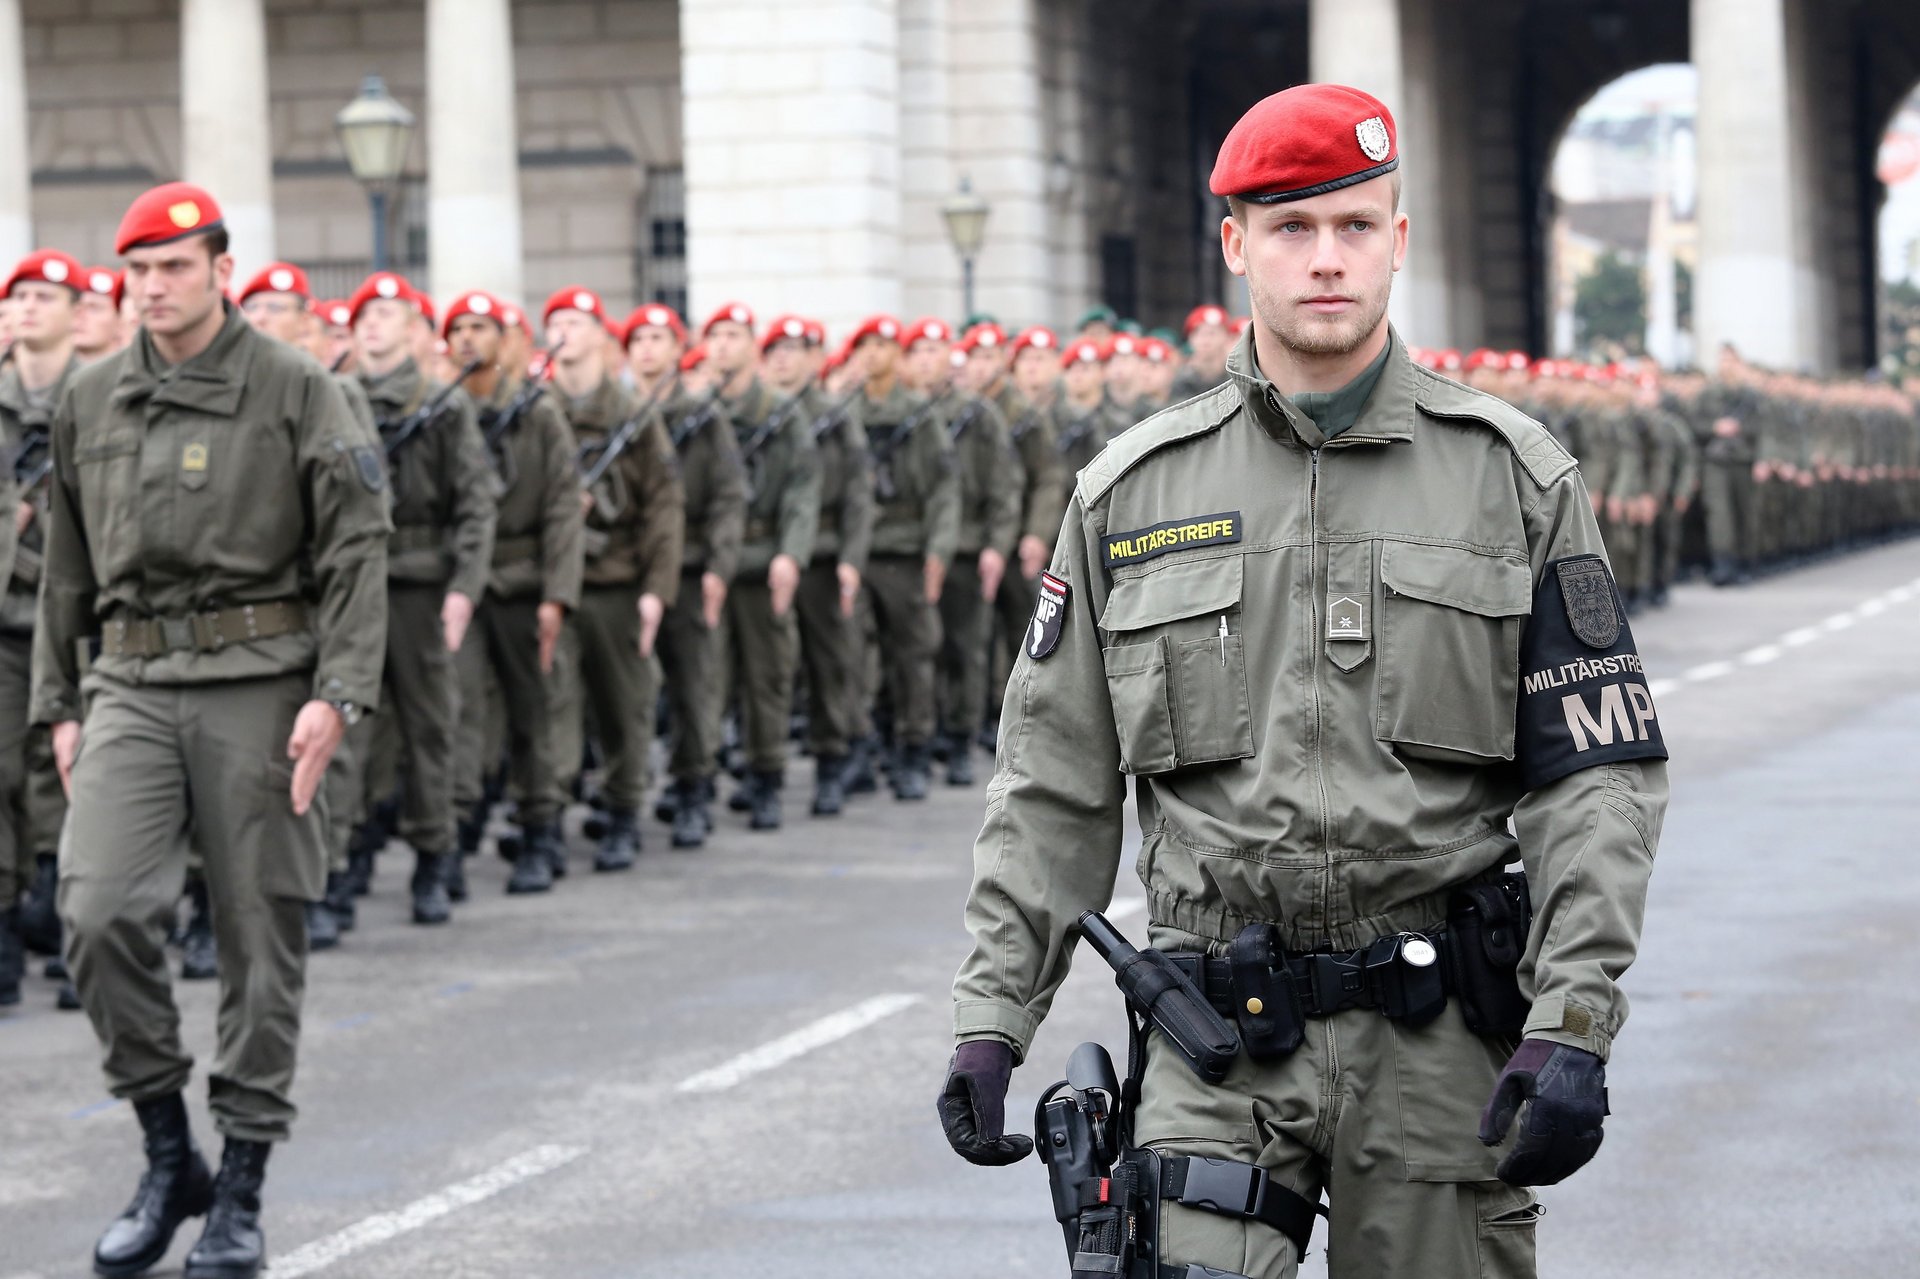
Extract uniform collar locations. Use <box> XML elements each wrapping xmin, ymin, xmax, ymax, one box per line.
<box><xmin>570</xmin><ymin>375</ymin><xmax>627</xmax><ymax>429</ymax></box>
<box><xmin>0</xmin><ymin>354</ymin><xmax>78</xmax><ymax>424</ymax></box>
<box><xmin>1226</xmin><ymin>325</ymin><xmax>1416</xmax><ymax>450</ymax></box>
<box><xmin>360</xmin><ymin>356</ymin><xmax>421</xmax><ymax>409</ymax></box>
<box><xmin>114</xmin><ymin>301</ymin><xmax>254</xmax><ymax>417</ymax></box>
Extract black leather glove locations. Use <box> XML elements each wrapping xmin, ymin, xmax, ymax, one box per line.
<box><xmin>937</xmin><ymin>1039</ymin><xmax>1033</xmax><ymax>1166</ymax></box>
<box><xmin>1478</xmin><ymin>1038</ymin><xmax>1609</xmax><ymax>1186</ymax></box>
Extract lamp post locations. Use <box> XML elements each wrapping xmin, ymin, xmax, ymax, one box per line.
<box><xmin>335</xmin><ymin>74</ymin><xmax>416</xmax><ymax>272</ymax></box>
<box><xmin>941</xmin><ymin>176</ymin><xmax>991</xmax><ymax>321</ymax></box>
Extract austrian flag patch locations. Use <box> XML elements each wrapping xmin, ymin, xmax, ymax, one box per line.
<box><xmin>1027</xmin><ymin>572</ymin><xmax>1070</xmax><ymax>660</ymax></box>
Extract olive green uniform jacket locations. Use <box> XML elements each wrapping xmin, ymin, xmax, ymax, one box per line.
<box><xmin>944</xmin><ymin>391</ymin><xmax>1023</xmax><ymax>559</ymax></box>
<box><xmin>726</xmin><ymin>377</ymin><xmax>821</xmax><ymax>578</ymax></box>
<box><xmin>0</xmin><ymin>355</ymin><xmax>69</xmax><ymax>628</ymax></box>
<box><xmin>804</xmin><ymin>383</ymin><xmax>875</xmax><ymax>572</ymax></box>
<box><xmin>361</xmin><ymin>358</ymin><xmax>496</xmax><ymax>603</ymax></box>
<box><xmin>475</xmin><ymin>376</ymin><xmax>584</xmax><ymax>607</ymax></box>
<box><xmin>859</xmin><ymin>383</ymin><xmax>958</xmax><ymax>564</ymax></box>
<box><xmin>953</xmin><ymin>330</ymin><xmax>1668</xmax><ymax>1065</ymax></box>
<box><xmin>31</xmin><ymin>305</ymin><xmax>392</xmax><ymax>723</ymax></box>
<box><xmin>661</xmin><ymin>376</ymin><xmax>747</xmax><ymax>584</ymax></box>
<box><xmin>994</xmin><ymin>383</ymin><xmax>1066</xmax><ymax>553</ymax></box>
<box><xmin>571</xmin><ymin>376</ymin><xmax>684</xmax><ymax>602</ymax></box>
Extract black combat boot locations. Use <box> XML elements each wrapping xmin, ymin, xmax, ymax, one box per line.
<box><xmin>811</xmin><ymin>755</ymin><xmax>847</xmax><ymax>817</ymax></box>
<box><xmin>409</xmin><ymin>852</ymin><xmax>453</xmax><ymax>925</ymax></box>
<box><xmin>891</xmin><ymin>743</ymin><xmax>930</xmax><ymax>801</ymax></box>
<box><xmin>455</xmin><ymin>798</ymin><xmax>488</xmax><ymax>858</ymax></box>
<box><xmin>843</xmin><ymin>735</ymin><xmax>879</xmax><ymax>795</ymax></box>
<box><xmin>748</xmin><ymin>771</ymin><xmax>783</xmax><ymax>831</ymax></box>
<box><xmin>505</xmin><ymin>829</ymin><xmax>555</xmax><ymax>895</ymax></box>
<box><xmin>342</xmin><ymin>822</ymin><xmax>379</xmax><ymax>898</ymax></box>
<box><xmin>321</xmin><ymin>871</ymin><xmax>355</xmax><ymax>933</ymax></box>
<box><xmin>303</xmin><ymin>901</ymin><xmax>338</xmax><ymax>952</ymax></box>
<box><xmin>654</xmin><ymin>786</ymin><xmax>681</xmax><ymax>825</ymax></box>
<box><xmin>180</xmin><ymin>881</ymin><xmax>217</xmax><ymax>982</ymax></box>
<box><xmin>727</xmin><ymin>781</ymin><xmax>754</xmax><ymax>813</ymax></box>
<box><xmin>946</xmin><ymin>743</ymin><xmax>975</xmax><ymax>787</ymax></box>
<box><xmin>93</xmin><ymin>1092</ymin><xmax>214</xmax><ymax>1278</ymax></box>
<box><xmin>594</xmin><ymin>809</ymin><xmax>640</xmax><ymax>872</ymax></box>
<box><xmin>0</xmin><ymin>905</ymin><xmax>22</xmax><ymax>1006</ymax></box>
<box><xmin>444</xmin><ymin>851</ymin><xmax>469</xmax><ymax>903</ymax></box>
<box><xmin>670</xmin><ymin>778</ymin><xmax>710</xmax><ymax>849</ymax></box>
<box><xmin>57</xmin><ymin>977</ymin><xmax>81</xmax><ymax>1010</ymax></box>
<box><xmin>182</xmin><ymin>1138</ymin><xmax>270</xmax><ymax>1279</ymax></box>
<box><xmin>20</xmin><ymin>851</ymin><xmax>61</xmax><ymax>954</ymax></box>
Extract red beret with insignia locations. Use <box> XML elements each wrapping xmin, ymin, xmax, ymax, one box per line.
<box><xmin>958</xmin><ymin>322</ymin><xmax>1006</xmax><ymax>354</ymax></box>
<box><xmin>701</xmin><ymin>301</ymin><xmax>755</xmax><ymax>337</ymax></box>
<box><xmin>621</xmin><ymin>303</ymin><xmax>688</xmax><ymax>347</ymax></box>
<box><xmin>1061</xmin><ymin>338</ymin><xmax>1105</xmax><ymax>369</ymax></box>
<box><xmin>802</xmin><ymin>318</ymin><xmax>826</xmax><ymax>346</ymax></box>
<box><xmin>347</xmin><ymin>272</ymin><xmax>417</xmax><ymax>325</ymax></box>
<box><xmin>760</xmin><ymin>313</ymin><xmax>811</xmax><ymax>353</ymax></box>
<box><xmin>114</xmin><ymin>181</ymin><xmax>225</xmax><ymax>254</ymax></box>
<box><xmin>680</xmin><ymin>343</ymin><xmax>708</xmax><ymax>372</ymax></box>
<box><xmin>1506</xmin><ymin>351</ymin><xmax>1531</xmax><ymax>373</ymax></box>
<box><xmin>1141</xmin><ymin>337</ymin><xmax>1173</xmax><ymax>364</ymax></box>
<box><xmin>4</xmin><ymin>249</ymin><xmax>85</xmax><ymax>298</ymax></box>
<box><xmin>1209</xmin><ymin>84</ymin><xmax>1399</xmax><ymax>204</ymax></box>
<box><xmin>237</xmin><ymin>262</ymin><xmax>312</xmax><ymax>305</ymax></box>
<box><xmin>441</xmin><ymin>290</ymin><xmax>504</xmax><ymax>338</ymax></box>
<box><xmin>849</xmin><ymin>314</ymin><xmax>903</xmax><ymax>348</ymax></box>
<box><xmin>902</xmin><ymin>317</ymin><xmax>952</xmax><ymax>350</ymax></box>
<box><xmin>1100</xmin><ymin>333</ymin><xmax>1142</xmax><ymax>361</ymax></box>
<box><xmin>1464</xmin><ymin>348</ymin><xmax>1501</xmax><ymax>372</ymax></box>
<box><xmin>498</xmin><ymin>303</ymin><xmax>530</xmax><ymax>337</ymax></box>
<box><xmin>1009</xmin><ymin>326</ymin><xmax>1058</xmax><ymax>358</ymax></box>
<box><xmin>543</xmin><ymin>286</ymin><xmax>607</xmax><ymax>329</ymax></box>
<box><xmin>82</xmin><ymin>265</ymin><xmax>119</xmax><ymax>299</ymax></box>
<box><xmin>317</xmin><ymin>300</ymin><xmax>351</xmax><ymax>328</ymax></box>
<box><xmin>1183</xmin><ymin>304</ymin><xmax>1229</xmax><ymax>337</ymax></box>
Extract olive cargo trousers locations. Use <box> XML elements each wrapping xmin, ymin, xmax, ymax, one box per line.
<box><xmin>657</xmin><ymin>568</ymin><xmax>722</xmax><ymax>782</ymax></box>
<box><xmin>862</xmin><ymin>555</ymin><xmax>942</xmax><ymax>748</ymax></box>
<box><xmin>546</xmin><ymin>583</ymin><xmax>657</xmax><ymax>813</ymax></box>
<box><xmin>716</xmin><ymin>577</ymin><xmax>799</xmax><ymax>775</ymax></box>
<box><xmin>59</xmin><ymin>673</ymin><xmax>324</xmax><ymax>1142</ymax></box>
<box><xmin>794</xmin><ymin>559</ymin><xmax>861</xmax><ymax>759</ymax></box>
<box><xmin>452</xmin><ymin>596</ymin><xmax>563</xmax><ymax>828</ymax></box>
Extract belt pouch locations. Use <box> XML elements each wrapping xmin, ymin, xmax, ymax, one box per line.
<box><xmin>1227</xmin><ymin>924</ymin><xmax>1305</xmax><ymax>1060</ymax></box>
<box><xmin>1444</xmin><ymin>875</ymin><xmax>1533</xmax><ymax>1038</ymax></box>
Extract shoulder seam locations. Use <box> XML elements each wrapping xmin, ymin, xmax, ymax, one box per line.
<box><xmin>1410</xmin><ymin>365</ymin><xmax>1575</xmax><ymax>490</ymax></box>
<box><xmin>1077</xmin><ymin>382</ymin><xmax>1240</xmax><ymax>506</ymax></box>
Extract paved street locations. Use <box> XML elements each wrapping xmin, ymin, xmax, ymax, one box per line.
<box><xmin>4</xmin><ymin>540</ymin><xmax>1919</xmax><ymax>1279</ymax></box>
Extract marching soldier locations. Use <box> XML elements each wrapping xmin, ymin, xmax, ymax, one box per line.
<box><xmin>1171</xmin><ymin>303</ymin><xmax>1233</xmax><ymax>401</ymax></box>
<box><xmin>1057</xmin><ymin>337</ymin><xmax>1119</xmax><ymax>486</ymax></box>
<box><xmin>40</xmin><ymin>182</ymin><xmax>390</xmax><ymax>1279</ymax></box>
<box><xmin>543</xmin><ymin>287</ymin><xmax>684</xmax><ymax>871</ymax></box>
<box><xmin>444</xmin><ymin>290</ymin><xmax>583</xmax><ymax>897</ymax></box>
<box><xmin>706</xmin><ymin>305</ymin><xmax>820</xmax><ymax>830</ymax></box>
<box><xmin>627</xmin><ymin>303</ymin><xmax>745</xmax><ymax>849</ymax></box>
<box><xmin>349</xmin><ymin>271</ymin><xmax>497</xmax><ymax>923</ymax></box>
<box><xmin>73</xmin><ymin>265</ymin><xmax>126</xmax><ymax>364</ymax></box>
<box><xmin>0</xmin><ymin>249</ymin><xmax>78</xmax><ymax>1011</ymax></box>
<box><xmin>1701</xmin><ymin>346</ymin><xmax>1760</xmax><ymax>585</ymax></box>
<box><xmin>851</xmin><ymin>314</ymin><xmax>958</xmax><ymax>799</ymax></box>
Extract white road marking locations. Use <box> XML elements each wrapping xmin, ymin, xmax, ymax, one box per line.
<box><xmin>1781</xmin><ymin>626</ymin><xmax>1822</xmax><ymax>647</ymax></box>
<box><xmin>1740</xmin><ymin>644</ymin><xmax>1783</xmax><ymax>667</ymax></box>
<box><xmin>1683</xmin><ymin>660</ymin><xmax>1735</xmax><ymax>683</ymax></box>
<box><xmin>1821</xmin><ymin>613</ymin><xmax>1856</xmax><ymax>632</ymax></box>
<box><xmin>1857</xmin><ymin>597</ymin><xmax>1888</xmax><ymax>618</ymax></box>
<box><xmin>269</xmin><ymin>1144</ymin><xmax>586</xmax><ymax>1278</ymax></box>
<box><xmin>1888</xmin><ymin>586</ymin><xmax>1915</xmax><ymax>604</ymax></box>
<box><xmin>676</xmin><ymin>993</ymin><xmax>921</xmax><ymax>1094</ymax></box>
<box><xmin>1647</xmin><ymin>678</ymin><xmax>1680</xmax><ymax>699</ymax></box>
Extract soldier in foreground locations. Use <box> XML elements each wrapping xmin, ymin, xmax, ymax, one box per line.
<box><xmin>37</xmin><ymin>182</ymin><xmax>389</xmax><ymax>1279</ymax></box>
<box><xmin>939</xmin><ymin>87</ymin><xmax>1668</xmax><ymax>1279</ymax></box>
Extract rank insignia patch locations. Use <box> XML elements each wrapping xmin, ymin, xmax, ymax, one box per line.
<box><xmin>351</xmin><ymin>445</ymin><xmax>387</xmax><ymax>494</ymax></box>
<box><xmin>1102</xmin><ymin>511</ymin><xmax>1242</xmax><ymax>568</ymax></box>
<box><xmin>1328</xmin><ymin>592</ymin><xmax>1365</xmax><ymax>641</ymax></box>
<box><xmin>1555</xmin><ymin>555</ymin><xmax>1620</xmax><ymax>649</ymax></box>
<box><xmin>1028</xmin><ymin>571</ymin><xmax>1069</xmax><ymax>660</ymax></box>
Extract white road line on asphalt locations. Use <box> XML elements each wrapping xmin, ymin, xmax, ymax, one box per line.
<box><xmin>1888</xmin><ymin>586</ymin><xmax>1915</xmax><ymax>604</ymax></box>
<box><xmin>1821</xmin><ymin>613</ymin><xmax>1857</xmax><ymax>632</ymax></box>
<box><xmin>1647</xmin><ymin>678</ymin><xmax>1680</xmax><ymax>698</ymax></box>
<box><xmin>1857</xmin><ymin>597</ymin><xmax>1889</xmax><ymax>617</ymax></box>
<box><xmin>1781</xmin><ymin>626</ymin><xmax>1822</xmax><ymax>647</ymax></box>
<box><xmin>1683</xmin><ymin>660</ymin><xmax>1735</xmax><ymax>683</ymax></box>
<box><xmin>1740</xmin><ymin>644</ymin><xmax>1783</xmax><ymax>666</ymax></box>
<box><xmin>676</xmin><ymin>993</ymin><xmax>921</xmax><ymax>1094</ymax></box>
<box><xmin>269</xmin><ymin>1144</ymin><xmax>586</xmax><ymax>1279</ymax></box>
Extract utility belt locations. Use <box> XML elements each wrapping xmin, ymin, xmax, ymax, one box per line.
<box><xmin>1164</xmin><ymin>871</ymin><xmax>1533</xmax><ymax>1055</ymax></box>
<box><xmin>99</xmin><ymin>599</ymin><xmax>309</xmax><ymax>658</ymax></box>
<box><xmin>390</xmin><ymin>525</ymin><xmax>445</xmax><ymax>553</ymax></box>
<box><xmin>491</xmin><ymin>533</ymin><xmax>540</xmax><ymax>565</ymax></box>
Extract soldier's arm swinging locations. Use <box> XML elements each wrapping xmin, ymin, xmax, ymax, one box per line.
<box><xmin>30</xmin><ymin>385</ymin><xmax>100</xmax><ymax>788</ymax></box>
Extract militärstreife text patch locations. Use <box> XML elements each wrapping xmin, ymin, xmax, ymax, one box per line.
<box><xmin>1027</xmin><ymin>571</ymin><xmax>1069</xmax><ymax>660</ymax></box>
<box><xmin>1516</xmin><ymin>555</ymin><xmax>1667</xmax><ymax>790</ymax></box>
<box><xmin>1102</xmin><ymin>511</ymin><xmax>1241</xmax><ymax>568</ymax></box>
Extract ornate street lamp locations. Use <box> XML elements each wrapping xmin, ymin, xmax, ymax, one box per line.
<box><xmin>335</xmin><ymin>74</ymin><xmax>416</xmax><ymax>272</ymax></box>
<box><xmin>942</xmin><ymin>176</ymin><xmax>991</xmax><ymax>321</ymax></box>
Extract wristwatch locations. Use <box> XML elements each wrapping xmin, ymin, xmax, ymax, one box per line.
<box><xmin>327</xmin><ymin>699</ymin><xmax>362</xmax><ymax>727</ymax></box>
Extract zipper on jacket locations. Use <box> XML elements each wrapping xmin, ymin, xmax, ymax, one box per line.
<box><xmin>1307</xmin><ymin>446</ymin><xmax>1333</xmax><ymax>944</ymax></box>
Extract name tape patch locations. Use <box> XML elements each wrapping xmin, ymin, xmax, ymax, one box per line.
<box><xmin>1027</xmin><ymin>571</ymin><xmax>1070</xmax><ymax>660</ymax></box>
<box><xmin>1102</xmin><ymin>511</ymin><xmax>1242</xmax><ymax>568</ymax></box>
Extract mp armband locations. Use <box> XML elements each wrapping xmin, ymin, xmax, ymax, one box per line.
<box><xmin>1514</xmin><ymin>554</ymin><xmax>1667</xmax><ymax>790</ymax></box>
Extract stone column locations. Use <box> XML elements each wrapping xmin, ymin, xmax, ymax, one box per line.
<box><xmin>0</xmin><ymin>0</ymin><xmax>30</xmax><ymax>267</ymax></box>
<box><xmin>427</xmin><ymin>0</ymin><xmax>525</xmax><ymax>305</ymax></box>
<box><xmin>680</xmin><ymin>0</ymin><xmax>903</xmax><ymax>335</ymax></box>
<box><xmin>181</xmin><ymin>0</ymin><xmax>275</xmax><ymax>282</ymax></box>
<box><xmin>899</xmin><ymin>0</ymin><xmax>956</xmax><ymax>320</ymax></box>
<box><xmin>947</xmin><ymin>0</ymin><xmax>1050</xmax><ymax>327</ymax></box>
<box><xmin>1309</xmin><ymin>0</ymin><xmax>1453</xmax><ymax>346</ymax></box>
<box><xmin>1693</xmin><ymin>0</ymin><xmax>1806</xmax><ymax>369</ymax></box>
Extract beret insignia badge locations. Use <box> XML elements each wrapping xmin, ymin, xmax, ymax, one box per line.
<box><xmin>167</xmin><ymin>201</ymin><xmax>202</xmax><ymax>229</ymax></box>
<box><xmin>1355</xmin><ymin>116</ymin><xmax>1391</xmax><ymax>163</ymax></box>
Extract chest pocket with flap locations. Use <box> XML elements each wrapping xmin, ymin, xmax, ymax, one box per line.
<box><xmin>1099</xmin><ymin>554</ymin><xmax>1254</xmax><ymax>775</ymax></box>
<box><xmin>1375</xmin><ymin>541</ymin><xmax>1531</xmax><ymax>763</ymax></box>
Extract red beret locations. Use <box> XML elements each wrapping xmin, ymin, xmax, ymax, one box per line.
<box><xmin>82</xmin><ymin>265</ymin><xmax>119</xmax><ymax>299</ymax></box>
<box><xmin>1009</xmin><ymin>326</ymin><xmax>1058</xmax><ymax>358</ymax></box>
<box><xmin>622</xmin><ymin>302</ymin><xmax>688</xmax><ymax>347</ymax></box>
<box><xmin>1062</xmin><ymin>338</ymin><xmax>1105</xmax><ymax>369</ymax></box>
<box><xmin>1183</xmin><ymin>304</ymin><xmax>1229</xmax><ymax>337</ymax></box>
<box><xmin>680</xmin><ymin>343</ymin><xmax>708</xmax><ymax>372</ymax></box>
<box><xmin>115</xmin><ymin>181</ymin><xmax>225</xmax><ymax>255</ymax></box>
<box><xmin>702</xmin><ymin>301</ymin><xmax>755</xmax><ymax>337</ymax></box>
<box><xmin>543</xmin><ymin>286</ymin><xmax>607</xmax><ymax>329</ymax></box>
<box><xmin>820</xmin><ymin>342</ymin><xmax>850</xmax><ymax>376</ymax></box>
<box><xmin>317</xmin><ymin>299</ymin><xmax>351</xmax><ymax>328</ymax></box>
<box><xmin>760</xmin><ymin>313</ymin><xmax>811</xmax><ymax>353</ymax></box>
<box><xmin>902</xmin><ymin>317</ymin><xmax>952</xmax><ymax>349</ymax></box>
<box><xmin>958</xmin><ymin>322</ymin><xmax>1007</xmax><ymax>354</ymax></box>
<box><xmin>803</xmin><ymin>318</ymin><xmax>826</xmax><ymax>346</ymax></box>
<box><xmin>1209</xmin><ymin>84</ymin><xmax>1398</xmax><ymax>204</ymax></box>
<box><xmin>441</xmin><ymin>290</ymin><xmax>504</xmax><ymax>338</ymax></box>
<box><xmin>1230</xmin><ymin>315</ymin><xmax>1252</xmax><ymax>334</ymax></box>
<box><xmin>1506</xmin><ymin>351</ymin><xmax>1531</xmax><ymax>373</ymax></box>
<box><xmin>849</xmin><ymin>314</ymin><xmax>903</xmax><ymax>348</ymax></box>
<box><xmin>346</xmin><ymin>272</ymin><xmax>416</xmax><ymax>324</ymax></box>
<box><xmin>236</xmin><ymin>262</ymin><xmax>312</xmax><ymax>305</ymax></box>
<box><xmin>499</xmin><ymin>303</ymin><xmax>530</xmax><ymax>337</ymax></box>
<box><xmin>1101</xmin><ymin>333</ymin><xmax>1142</xmax><ymax>361</ymax></box>
<box><xmin>1141</xmin><ymin>337</ymin><xmax>1174</xmax><ymax>364</ymax></box>
<box><xmin>1464</xmin><ymin>348</ymin><xmax>1501</xmax><ymax>372</ymax></box>
<box><xmin>4</xmin><ymin>249</ymin><xmax>85</xmax><ymax>297</ymax></box>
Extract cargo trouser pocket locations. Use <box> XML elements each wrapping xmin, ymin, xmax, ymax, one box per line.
<box><xmin>1376</xmin><ymin>541</ymin><xmax>1530</xmax><ymax>764</ymax></box>
<box><xmin>1391</xmin><ymin>1005</ymin><xmax>1509</xmax><ymax>1182</ymax></box>
<box><xmin>1476</xmin><ymin>1186</ymin><xmax>1542</xmax><ymax>1279</ymax></box>
<box><xmin>1100</xmin><ymin>555</ymin><xmax>1253</xmax><ymax>775</ymax></box>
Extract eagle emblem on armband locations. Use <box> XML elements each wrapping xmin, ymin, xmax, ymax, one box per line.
<box><xmin>1555</xmin><ymin>557</ymin><xmax>1620</xmax><ymax>650</ymax></box>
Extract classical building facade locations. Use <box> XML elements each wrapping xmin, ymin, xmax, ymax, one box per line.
<box><xmin>2</xmin><ymin>0</ymin><xmax>1916</xmax><ymax>369</ymax></box>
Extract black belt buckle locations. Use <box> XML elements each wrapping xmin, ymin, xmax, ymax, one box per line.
<box><xmin>1226</xmin><ymin>924</ymin><xmax>1304</xmax><ymax>1059</ymax></box>
<box><xmin>1304</xmin><ymin>950</ymin><xmax>1368</xmax><ymax>1016</ymax></box>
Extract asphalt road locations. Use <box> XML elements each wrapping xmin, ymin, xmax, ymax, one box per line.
<box><xmin>4</xmin><ymin>538</ymin><xmax>1919</xmax><ymax>1278</ymax></box>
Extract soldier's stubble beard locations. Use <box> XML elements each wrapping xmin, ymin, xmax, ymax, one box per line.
<box><xmin>1248</xmin><ymin>268</ymin><xmax>1392</xmax><ymax>360</ymax></box>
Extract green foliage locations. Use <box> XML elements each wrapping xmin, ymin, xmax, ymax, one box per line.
<box><xmin>1574</xmin><ymin>251</ymin><xmax>1646</xmax><ymax>356</ymax></box>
